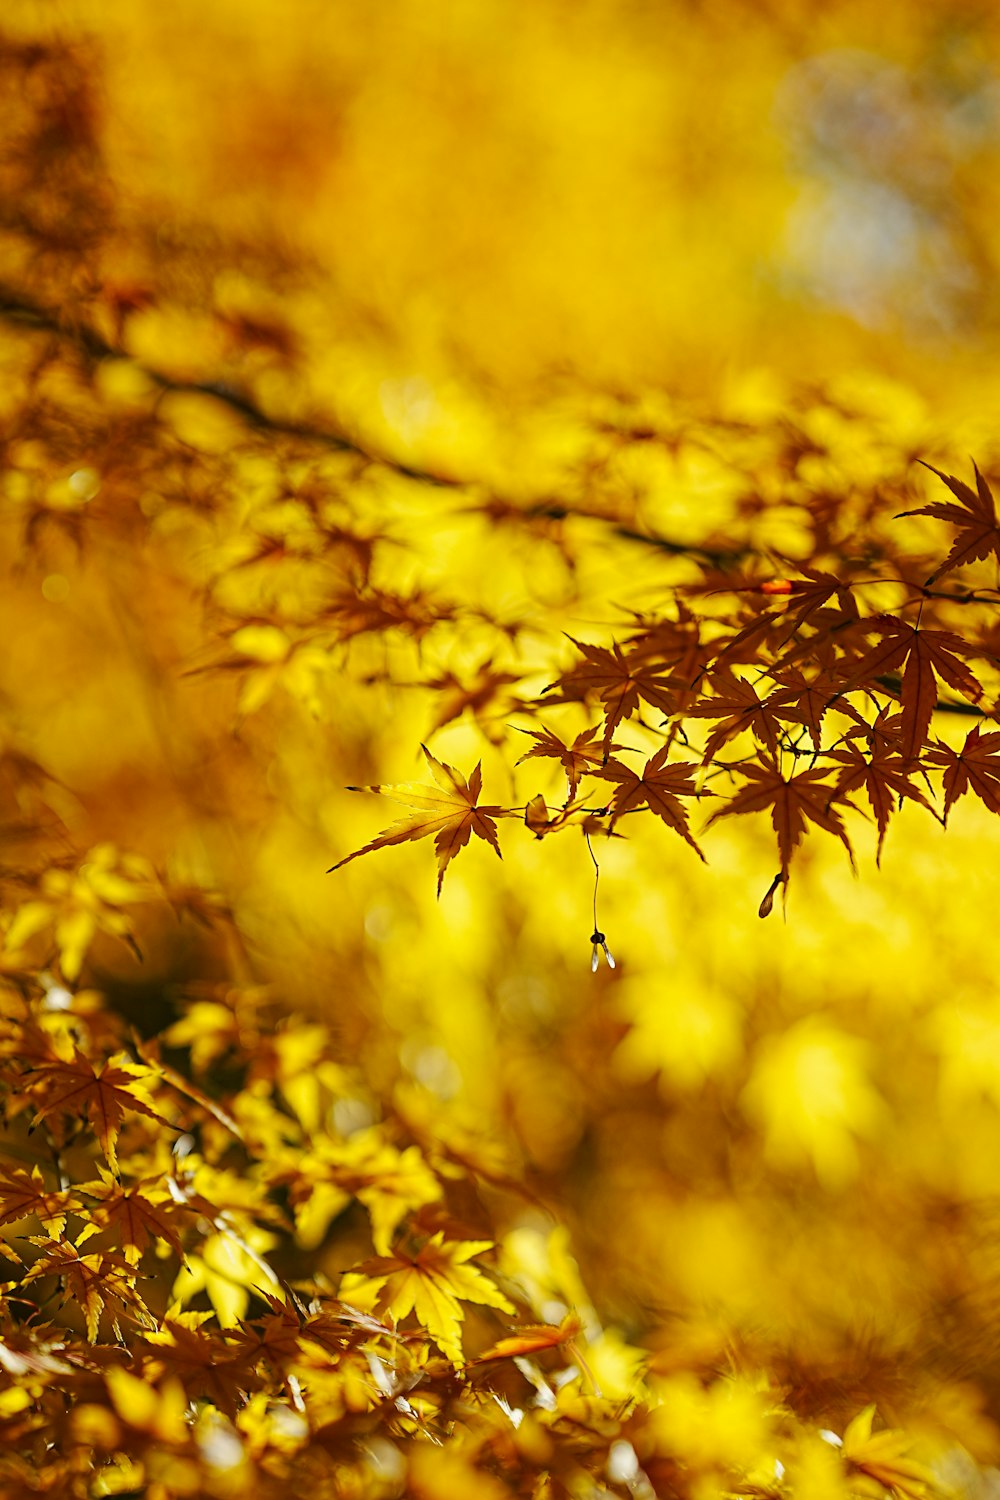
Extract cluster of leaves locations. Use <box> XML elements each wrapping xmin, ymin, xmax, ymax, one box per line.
<box><xmin>333</xmin><ymin>460</ymin><xmax>1000</xmax><ymax>918</ymax></box>
<box><xmin>0</xmin><ymin>956</ymin><xmax>949</xmax><ymax>1499</ymax></box>
<box><xmin>1</xmin><ymin>316</ymin><xmax>991</xmax><ymax>1497</ymax></box>
<box><xmin>6</xmin><ymin>11</ymin><xmax>1000</xmax><ymax>1500</ymax></box>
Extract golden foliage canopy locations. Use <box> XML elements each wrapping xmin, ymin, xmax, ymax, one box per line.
<box><xmin>5</xmin><ymin>2</ymin><xmax>1000</xmax><ymax>1497</ymax></box>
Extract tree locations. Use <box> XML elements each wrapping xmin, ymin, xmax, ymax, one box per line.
<box><xmin>2</xmin><ymin>5</ymin><xmax>1000</xmax><ymax>1498</ymax></box>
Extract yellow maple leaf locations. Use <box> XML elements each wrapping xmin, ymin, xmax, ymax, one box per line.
<box><xmin>171</xmin><ymin>1225</ymin><xmax>281</xmax><ymax>1327</ymax></box>
<box><xmin>276</xmin><ymin>1128</ymin><xmax>442</xmax><ymax>1252</ymax></box>
<box><xmin>842</xmin><ymin>1405</ymin><xmax>938</xmax><ymax>1500</ymax></box>
<box><xmin>3</xmin><ymin>845</ymin><xmax>154</xmax><ymax>981</ymax></box>
<box><xmin>105</xmin><ymin>1367</ymin><xmax>189</xmax><ymax>1445</ymax></box>
<box><xmin>329</xmin><ymin>745</ymin><xmax>512</xmax><ymax>895</ymax></box>
<box><xmin>341</xmin><ymin>1234</ymin><xmax>514</xmax><ymax>1365</ymax></box>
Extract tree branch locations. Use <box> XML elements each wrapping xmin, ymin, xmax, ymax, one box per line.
<box><xmin>0</xmin><ymin>282</ymin><xmax>461</xmax><ymax>490</ymax></box>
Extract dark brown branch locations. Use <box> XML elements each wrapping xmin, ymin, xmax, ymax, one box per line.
<box><xmin>0</xmin><ymin>281</ymin><xmax>461</xmax><ymax>490</ymax></box>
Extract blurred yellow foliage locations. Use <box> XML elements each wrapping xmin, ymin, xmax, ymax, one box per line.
<box><xmin>5</xmin><ymin>0</ymin><xmax>1000</xmax><ymax>1495</ymax></box>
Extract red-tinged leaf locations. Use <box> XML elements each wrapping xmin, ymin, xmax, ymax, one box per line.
<box><xmin>329</xmin><ymin>745</ymin><xmax>511</xmax><ymax>894</ymax></box>
<box><xmin>543</xmin><ymin>639</ymin><xmax>678</xmax><ymax>751</ymax></box>
<box><xmin>768</xmin><ymin>668</ymin><xmax>842</xmax><ymax>750</ymax></box>
<box><xmin>925</xmin><ymin>724</ymin><xmax>1000</xmax><ymax>821</ymax></box>
<box><xmin>839</xmin><ymin>614</ymin><xmax>914</xmax><ymax>685</ymax></box>
<box><xmin>841</xmin><ymin>617</ymin><xmax>982</xmax><ymax>760</ymax></box>
<box><xmin>423</xmin><ymin>665</ymin><xmax>523</xmax><ymax>735</ymax></box>
<box><xmin>686</xmin><ymin>669</ymin><xmax>783</xmax><ymax>760</ymax></box>
<box><xmin>139</xmin><ymin>1312</ymin><xmax>264</xmax><ymax>1412</ymax></box>
<box><xmin>706</xmin><ymin>758</ymin><xmax>854</xmax><ymax>877</ymax></box>
<box><xmin>0</xmin><ymin>1163</ymin><xmax>76</xmax><ymax>1240</ymax></box>
<box><xmin>596</xmin><ymin>747</ymin><xmax>706</xmax><ymax>860</ymax></box>
<box><xmin>900</xmin><ymin>460</ymin><xmax>1000</xmax><ymax>582</ymax></box>
<box><xmin>741</xmin><ymin>569</ymin><xmax>858</xmax><ymax>630</ymax></box>
<box><xmin>27</xmin><ymin>1051</ymin><xmax>171</xmax><ymax>1175</ymax></box>
<box><xmin>704</xmin><ymin>570</ymin><xmax>859</xmax><ymax>678</ymax></box>
<box><xmin>827</xmin><ymin>741</ymin><xmax>936</xmax><ymax>864</ymax></box>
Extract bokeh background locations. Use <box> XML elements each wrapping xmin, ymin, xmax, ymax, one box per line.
<box><xmin>6</xmin><ymin>0</ymin><xmax>1000</xmax><ymax>1469</ymax></box>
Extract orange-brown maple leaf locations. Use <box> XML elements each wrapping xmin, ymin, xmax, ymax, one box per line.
<box><xmin>827</xmin><ymin>739</ymin><xmax>935</xmax><ymax>864</ymax></box>
<box><xmin>925</xmin><ymin>724</ymin><xmax>1000</xmax><ymax>821</ymax></box>
<box><xmin>515</xmin><ymin>724</ymin><xmax>612</xmax><ymax>798</ymax></box>
<box><xmin>21</xmin><ymin>1240</ymin><xmax>154</xmax><ymax>1342</ymax></box>
<box><xmin>423</xmin><ymin>665</ymin><xmax>523</xmax><ymax>736</ymax></box>
<box><xmin>543</xmin><ymin>639</ymin><xmax>678</xmax><ymax>752</ymax></box>
<box><xmin>706</xmin><ymin>757</ymin><xmax>854</xmax><ymax>878</ymax></box>
<box><xmin>475</xmin><ymin>1313</ymin><xmax>583</xmax><ymax>1363</ymax></box>
<box><xmin>900</xmin><ymin>461</ymin><xmax>1000</xmax><ymax>583</ymax></box>
<box><xmin>26</xmin><ymin>1051</ymin><xmax>170</xmax><ymax>1176</ymax></box>
<box><xmin>686</xmin><ymin>669</ymin><xmax>784</xmax><ymax>760</ymax></box>
<box><xmin>735</xmin><ymin>568</ymin><xmax>860</xmax><ymax>635</ymax></box>
<box><xmin>319</xmin><ymin>584</ymin><xmax>455</xmax><ymax>643</ymax></box>
<box><xmin>596</xmin><ymin>747</ymin><xmax>706</xmax><ymax>860</ymax></box>
<box><xmin>329</xmin><ymin>745</ymin><xmax>510</xmax><ymax>895</ymax></box>
<box><xmin>768</xmin><ymin>668</ymin><xmax>843</xmax><ymax>751</ymax></box>
<box><xmin>0</xmin><ymin>1163</ymin><xmax>76</xmax><ymax>1241</ymax></box>
<box><xmin>139</xmin><ymin>1311</ymin><xmax>263</xmax><ymax>1413</ymax></box>
<box><xmin>841</xmin><ymin>616</ymin><xmax>982</xmax><ymax>760</ymax></box>
<box><xmin>75</xmin><ymin>1168</ymin><xmax>191</xmax><ymax>1265</ymax></box>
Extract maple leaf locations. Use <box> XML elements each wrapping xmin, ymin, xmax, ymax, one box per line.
<box><xmin>140</xmin><ymin>1308</ymin><xmax>263</xmax><ymax>1413</ymax></box>
<box><xmin>706</xmin><ymin>757</ymin><xmax>854</xmax><ymax>878</ymax></box>
<box><xmin>21</xmin><ymin>1241</ymin><xmax>154</xmax><ymax>1342</ymax></box>
<box><xmin>329</xmin><ymin>745</ymin><xmax>510</xmax><ymax>895</ymax></box>
<box><xmin>622</xmin><ymin>603</ymin><xmax>708</xmax><ymax>688</ymax></box>
<box><xmin>0</xmin><ymin>1163</ymin><xmax>76</xmax><ymax>1241</ymax></box>
<box><xmin>272</xmin><ymin>1130</ymin><xmax>442</xmax><ymax>1252</ymax></box>
<box><xmin>827</xmin><ymin>738</ymin><xmax>935</xmax><ymax>864</ymax></box>
<box><xmin>543</xmin><ymin>639</ymin><xmax>679</xmax><ymax>752</ymax></box>
<box><xmin>841</xmin><ymin>616</ymin><xmax>982</xmax><ymax>760</ymax></box>
<box><xmin>596</xmin><ymin>748</ymin><xmax>706</xmax><ymax>860</ymax></box>
<box><xmin>3</xmin><ymin>844</ymin><xmax>153</xmax><ymax>981</ymax></box>
<box><xmin>172</xmin><ymin>1225</ymin><xmax>281</xmax><ymax>1327</ymax></box>
<box><xmin>900</xmin><ymin>460</ymin><xmax>1000</xmax><ymax>583</ymax></box>
<box><xmin>26</xmin><ymin>1050</ymin><xmax>171</xmax><ymax>1176</ymax></box>
<box><xmin>475</xmin><ymin>1312</ymin><xmax>583</xmax><ymax>1363</ymax></box>
<box><xmin>423</xmin><ymin>664</ymin><xmax>524</xmax><ymax>737</ymax></box>
<box><xmin>842</xmin><ymin>1404</ymin><xmax>937</xmax><ymax>1500</ymax></box>
<box><xmin>74</xmin><ymin>1168</ymin><xmax>191</xmax><ymax>1265</ymax></box>
<box><xmin>515</xmin><ymin>724</ymin><xmax>611</xmax><ymax>798</ymax></box>
<box><xmin>925</xmin><ymin>724</ymin><xmax>1000</xmax><ymax>821</ymax></box>
<box><xmin>228</xmin><ymin>1295</ymin><xmax>310</xmax><ymax>1376</ymax></box>
<box><xmin>768</xmin><ymin>668</ymin><xmax>844</xmax><ymax>750</ymax></box>
<box><xmin>344</xmin><ymin>1234</ymin><xmax>515</xmax><ymax>1366</ymax></box>
<box><xmin>685</xmin><ymin>669</ymin><xmax>784</xmax><ymax>760</ymax></box>
<box><xmin>319</xmin><ymin>583</ymin><xmax>454</xmax><ymax>643</ymax></box>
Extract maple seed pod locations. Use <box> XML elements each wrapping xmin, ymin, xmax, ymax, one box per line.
<box><xmin>525</xmin><ymin>793</ymin><xmax>550</xmax><ymax>838</ymax></box>
<box><xmin>758</xmin><ymin>872</ymin><xmax>785</xmax><ymax>919</ymax></box>
<box><xmin>590</xmin><ymin>930</ymin><xmax>616</xmax><ymax>971</ymax></box>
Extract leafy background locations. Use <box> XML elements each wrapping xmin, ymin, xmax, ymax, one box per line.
<box><xmin>5</xmin><ymin>0</ymin><xmax>1000</xmax><ymax>1495</ymax></box>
